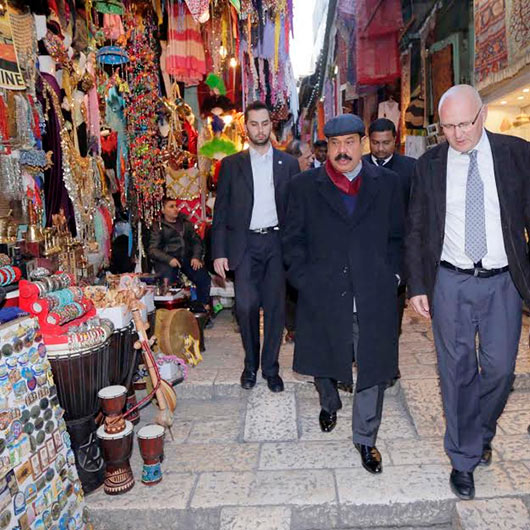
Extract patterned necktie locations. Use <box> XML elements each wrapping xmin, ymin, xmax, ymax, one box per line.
<box><xmin>464</xmin><ymin>149</ymin><xmax>487</xmax><ymax>263</ymax></box>
<box><xmin>376</xmin><ymin>158</ymin><xmax>386</xmax><ymax>166</ymax></box>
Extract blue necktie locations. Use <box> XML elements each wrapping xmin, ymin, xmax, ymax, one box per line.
<box><xmin>464</xmin><ymin>150</ymin><xmax>487</xmax><ymax>264</ymax></box>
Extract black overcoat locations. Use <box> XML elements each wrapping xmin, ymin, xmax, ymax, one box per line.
<box><xmin>405</xmin><ymin>131</ymin><xmax>530</xmax><ymax>307</ymax></box>
<box><xmin>282</xmin><ymin>161</ymin><xmax>405</xmax><ymax>390</ymax></box>
<box><xmin>362</xmin><ymin>152</ymin><xmax>416</xmax><ymax>210</ymax></box>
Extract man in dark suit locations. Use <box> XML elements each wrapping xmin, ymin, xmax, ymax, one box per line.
<box><xmin>283</xmin><ymin>114</ymin><xmax>404</xmax><ymax>474</ymax></box>
<box><xmin>212</xmin><ymin>101</ymin><xmax>300</xmax><ymax>392</ymax></box>
<box><xmin>406</xmin><ymin>84</ymin><xmax>530</xmax><ymax>500</ymax></box>
<box><xmin>363</xmin><ymin>118</ymin><xmax>416</xmax><ymax>336</ymax></box>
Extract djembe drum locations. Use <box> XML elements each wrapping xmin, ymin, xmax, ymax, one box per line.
<box><xmin>96</xmin><ymin>420</ymin><xmax>135</xmax><ymax>495</ymax></box>
<box><xmin>137</xmin><ymin>424</ymin><xmax>165</xmax><ymax>485</ymax></box>
<box><xmin>108</xmin><ymin>323</ymin><xmax>136</xmax><ymax>386</ymax></box>
<box><xmin>47</xmin><ymin>338</ymin><xmax>111</xmax><ymax>493</ymax></box>
<box><xmin>98</xmin><ymin>385</ymin><xmax>127</xmax><ymax>434</ymax></box>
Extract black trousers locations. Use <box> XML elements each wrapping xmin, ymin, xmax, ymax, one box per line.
<box><xmin>314</xmin><ymin>313</ymin><xmax>386</xmax><ymax>446</ymax></box>
<box><xmin>234</xmin><ymin>231</ymin><xmax>285</xmax><ymax>376</ymax></box>
<box><xmin>285</xmin><ymin>282</ymin><xmax>298</xmax><ymax>333</ymax></box>
<box><xmin>397</xmin><ymin>284</ymin><xmax>406</xmax><ymax>335</ymax></box>
<box><xmin>156</xmin><ymin>259</ymin><xmax>211</xmax><ymax>305</ymax></box>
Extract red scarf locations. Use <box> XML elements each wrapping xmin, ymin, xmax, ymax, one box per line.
<box><xmin>325</xmin><ymin>159</ymin><xmax>362</xmax><ymax>196</ymax></box>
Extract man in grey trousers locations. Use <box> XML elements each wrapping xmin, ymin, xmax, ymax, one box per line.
<box><xmin>405</xmin><ymin>84</ymin><xmax>530</xmax><ymax>500</ymax></box>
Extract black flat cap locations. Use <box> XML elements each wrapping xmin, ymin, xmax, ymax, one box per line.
<box><xmin>324</xmin><ymin>114</ymin><xmax>365</xmax><ymax>138</ymax></box>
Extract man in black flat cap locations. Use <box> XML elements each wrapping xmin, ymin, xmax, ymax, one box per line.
<box><xmin>283</xmin><ymin>114</ymin><xmax>405</xmax><ymax>474</ymax></box>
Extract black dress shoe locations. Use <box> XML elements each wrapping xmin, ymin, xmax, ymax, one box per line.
<box><xmin>450</xmin><ymin>469</ymin><xmax>475</xmax><ymax>500</ymax></box>
<box><xmin>263</xmin><ymin>374</ymin><xmax>284</xmax><ymax>393</ymax></box>
<box><xmin>319</xmin><ymin>409</ymin><xmax>337</xmax><ymax>432</ymax></box>
<box><xmin>240</xmin><ymin>370</ymin><xmax>256</xmax><ymax>389</ymax></box>
<box><xmin>337</xmin><ymin>381</ymin><xmax>353</xmax><ymax>393</ymax></box>
<box><xmin>479</xmin><ymin>443</ymin><xmax>492</xmax><ymax>466</ymax></box>
<box><xmin>354</xmin><ymin>443</ymin><xmax>382</xmax><ymax>474</ymax></box>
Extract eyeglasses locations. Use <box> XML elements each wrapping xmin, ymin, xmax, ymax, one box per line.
<box><xmin>440</xmin><ymin>105</ymin><xmax>483</xmax><ymax>133</ymax></box>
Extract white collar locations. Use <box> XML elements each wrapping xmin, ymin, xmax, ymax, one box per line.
<box><xmin>249</xmin><ymin>143</ymin><xmax>273</xmax><ymax>160</ymax></box>
<box><xmin>371</xmin><ymin>154</ymin><xmax>393</xmax><ymax>166</ymax></box>
<box><xmin>448</xmin><ymin>128</ymin><xmax>490</xmax><ymax>160</ymax></box>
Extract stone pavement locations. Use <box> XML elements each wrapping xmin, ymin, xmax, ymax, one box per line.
<box><xmin>86</xmin><ymin>308</ymin><xmax>530</xmax><ymax>529</ymax></box>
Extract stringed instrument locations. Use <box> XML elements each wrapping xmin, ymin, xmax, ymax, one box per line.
<box><xmin>131</xmin><ymin>307</ymin><xmax>177</xmax><ymax>438</ymax></box>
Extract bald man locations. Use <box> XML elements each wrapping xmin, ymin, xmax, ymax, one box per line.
<box><xmin>406</xmin><ymin>85</ymin><xmax>530</xmax><ymax>500</ymax></box>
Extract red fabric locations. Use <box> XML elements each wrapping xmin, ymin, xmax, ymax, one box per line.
<box><xmin>356</xmin><ymin>0</ymin><xmax>402</xmax><ymax>85</ymax></box>
<box><xmin>0</xmin><ymin>95</ymin><xmax>10</xmax><ymax>153</ymax></box>
<box><xmin>325</xmin><ymin>160</ymin><xmax>362</xmax><ymax>196</ymax></box>
<box><xmin>101</xmin><ymin>131</ymin><xmax>118</xmax><ymax>154</ymax></box>
<box><xmin>183</xmin><ymin>120</ymin><xmax>198</xmax><ymax>155</ymax></box>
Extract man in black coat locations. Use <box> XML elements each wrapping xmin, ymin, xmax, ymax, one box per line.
<box><xmin>212</xmin><ymin>101</ymin><xmax>300</xmax><ymax>392</ymax></box>
<box><xmin>363</xmin><ymin>118</ymin><xmax>416</xmax><ymax>336</ymax></box>
<box><xmin>406</xmin><ymin>84</ymin><xmax>530</xmax><ymax>500</ymax></box>
<box><xmin>283</xmin><ymin>114</ymin><xmax>405</xmax><ymax>474</ymax></box>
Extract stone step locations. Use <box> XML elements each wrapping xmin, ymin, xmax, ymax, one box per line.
<box><xmin>172</xmin><ymin>368</ymin><xmax>402</xmax><ymax>400</ymax></box>
<box><xmin>452</xmin><ymin>498</ymin><xmax>530</xmax><ymax>529</ymax></box>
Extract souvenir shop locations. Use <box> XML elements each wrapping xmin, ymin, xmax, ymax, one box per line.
<box><xmin>0</xmin><ymin>0</ymin><xmax>298</xmax><ymax>527</ymax></box>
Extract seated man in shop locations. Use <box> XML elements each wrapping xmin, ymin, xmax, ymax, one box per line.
<box><xmin>148</xmin><ymin>197</ymin><xmax>211</xmax><ymax>312</ymax></box>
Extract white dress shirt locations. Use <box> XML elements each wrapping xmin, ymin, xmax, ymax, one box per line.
<box><xmin>314</xmin><ymin>159</ymin><xmax>322</xmax><ymax>168</ymax></box>
<box><xmin>248</xmin><ymin>144</ymin><xmax>278</xmax><ymax>230</ymax></box>
<box><xmin>441</xmin><ymin>129</ymin><xmax>508</xmax><ymax>269</ymax></box>
<box><xmin>371</xmin><ymin>154</ymin><xmax>393</xmax><ymax>166</ymax></box>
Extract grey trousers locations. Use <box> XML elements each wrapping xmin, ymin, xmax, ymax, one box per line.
<box><xmin>432</xmin><ymin>266</ymin><xmax>522</xmax><ymax>472</ymax></box>
<box><xmin>314</xmin><ymin>313</ymin><xmax>386</xmax><ymax>446</ymax></box>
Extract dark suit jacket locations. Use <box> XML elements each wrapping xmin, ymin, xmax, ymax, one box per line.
<box><xmin>362</xmin><ymin>152</ymin><xmax>416</xmax><ymax>210</ymax></box>
<box><xmin>212</xmin><ymin>148</ymin><xmax>300</xmax><ymax>270</ymax></box>
<box><xmin>405</xmin><ymin>131</ymin><xmax>530</xmax><ymax>306</ymax></box>
<box><xmin>283</xmin><ymin>161</ymin><xmax>404</xmax><ymax>390</ymax></box>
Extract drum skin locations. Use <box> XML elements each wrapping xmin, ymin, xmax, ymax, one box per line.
<box><xmin>155</xmin><ymin>308</ymin><xmax>200</xmax><ymax>357</ymax></box>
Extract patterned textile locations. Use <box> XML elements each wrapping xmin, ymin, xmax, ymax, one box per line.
<box><xmin>166</xmin><ymin>1</ymin><xmax>207</xmax><ymax>85</ymax></box>
<box><xmin>506</xmin><ymin>0</ymin><xmax>530</xmax><ymax>75</ymax></box>
<box><xmin>431</xmin><ymin>44</ymin><xmax>453</xmax><ymax>123</ymax></box>
<box><xmin>355</xmin><ymin>0</ymin><xmax>402</xmax><ymax>85</ymax></box>
<box><xmin>184</xmin><ymin>0</ymin><xmax>210</xmax><ymax>23</ymax></box>
<box><xmin>474</xmin><ymin>0</ymin><xmax>508</xmax><ymax>89</ymax></box>
<box><xmin>474</xmin><ymin>0</ymin><xmax>530</xmax><ymax>90</ymax></box>
<box><xmin>400</xmin><ymin>50</ymin><xmax>411</xmax><ymax>142</ymax></box>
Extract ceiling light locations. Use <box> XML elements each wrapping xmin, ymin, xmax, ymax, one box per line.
<box><xmin>517</xmin><ymin>96</ymin><xmax>524</xmax><ymax>100</ymax></box>
<box><xmin>523</xmin><ymin>88</ymin><xmax>530</xmax><ymax>93</ymax></box>
<box><xmin>500</xmin><ymin>100</ymin><xmax>507</xmax><ymax>105</ymax></box>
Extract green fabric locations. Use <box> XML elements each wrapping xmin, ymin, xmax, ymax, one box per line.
<box><xmin>94</xmin><ymin>0</ymin><xmax>124</xmax><ymax>15</ymax></box>
<box><xmin>205</xmin><ymin>73</ymin><xmax>227</xmax><ymax>96</ymax></box>
<box><xmin>229</xmin><ymin>0</ymin><xmax>241</xmax><ymax>12</ymax></box>
<box><xmin>199</xmin><ymin>137</ymin><xmax>238</xmax><ymax>159</ymax></box>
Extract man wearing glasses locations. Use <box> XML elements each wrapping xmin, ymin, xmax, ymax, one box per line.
<box><xmin>405</xmin><ymin>84</ymin><xmax>530</xmax><ymax>500</ymax></box>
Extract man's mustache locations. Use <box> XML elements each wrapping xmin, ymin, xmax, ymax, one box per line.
<box><xmin>335</xmin><ymin>153</ymin><xmax>352</xmax><ymax>161</ymax></box>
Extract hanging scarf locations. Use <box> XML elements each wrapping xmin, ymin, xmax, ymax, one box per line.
<box><xmin>325</xmin><ymin>159</ymin><xmax>362</xmax><ymax>196</ymax></box>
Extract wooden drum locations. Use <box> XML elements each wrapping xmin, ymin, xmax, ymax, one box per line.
<box><xmin>96</xmin><ymin>420</ymin><xmax>135</xmax><ymax>495</ymax></box>
<box><xmin>137</xmin><ymin>424</ymin><xmax>165</xmax><ymax>485</ymax></box>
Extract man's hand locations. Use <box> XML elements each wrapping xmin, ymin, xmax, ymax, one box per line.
<box><xmin>410</xmin><ymin>295</ymin><xmax>430</xmax><ymax>319</ymax></box>
<box><xmin>191</xmin><ymin>258</ymin><xmax>203</xmax><ymax>270</ymax></box>
<box><xmin>214</xmin><ymin>258</ymin><xmax>229</xmax><ymax>279</ymax></box>
<box><xmin>169</xmin><ymin>258</ymin><xmax>181</xmax><ymax>268</ymax></box>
